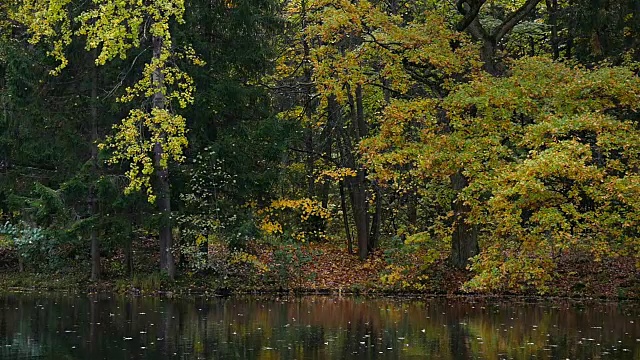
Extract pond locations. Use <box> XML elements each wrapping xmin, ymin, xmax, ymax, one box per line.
<box><xmin>0</xmin><ymin>293</ymin><xmax>639</xmax><ymax>359</ymax></box>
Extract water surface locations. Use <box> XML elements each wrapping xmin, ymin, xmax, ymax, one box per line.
<box><xmin>1</xmin><ymin>293</ymin><xmax>639</xmax><ymax>359</ymax></box>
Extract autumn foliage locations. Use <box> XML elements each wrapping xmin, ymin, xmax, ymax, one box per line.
<box><xmin>2</xmin><ymin>0</ymin><xmax>640</xmax><ymax>295</ymax></box>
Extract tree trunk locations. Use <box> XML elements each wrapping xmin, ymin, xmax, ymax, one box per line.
<box><xmin>152</xmin><ymin>35</ymin><xmax>175</xmax><ymax>279</ymax></box>
<box><xmin>89</xmin><ymin>48</ymin><xmax>100</xmax><ymax>281</ymax></box>
<box><xmin>301</xmin><ymin>0</ymin><xmax>315</xmax><ymax>200</ymax></box>
<box><xmin>155</xmin><ymin>147</ymin><xmax>174</xmax><ymax>278</ymax></box>
<box><xmin>449</xmin><ymin>172</ymin><xmax>479</xmax><ymax>269</ymax></box>
<box><xmin>546</xmin><ymin>0</ymin><xmax>560</xmax><ymax>60</ymax></box>
<box><xmin>480</xmin><ymin>40</ymin><xmax>499</xmax><ymax>75</ymax></box>
<box><xmin>304</xmin><ymin>128</ymin><xmax>315</xmax><ymax>198</ymax></box>
<box><xmin>350</xmin><ymin>172</ymin><xmax>369</xmax><ymax>260</ymax></box>
<box><xmin>368</xmin><ymin>183</ymin><xmax>382</xmax><ymax>252</ymax></box>
<box><xmin>339</xmin><ymin>180</ymin><xmax>353</xmax><ymax>254</ymax></box>
<box><xmin>355</xmin><ymin>84</ymin><xmax>367</xmax><ymax>138</ymax></box>
<box><xmin>346</xmin><ymin>84</ymin><xmax>371</xmax><ymax>259</ymax></box>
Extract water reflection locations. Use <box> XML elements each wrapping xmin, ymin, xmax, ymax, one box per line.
<box><xmin>0</xmin><ymin>293</ymin><xmax>639</xmax><ymax>359</ymax></box>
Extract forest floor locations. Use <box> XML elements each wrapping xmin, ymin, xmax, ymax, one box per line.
<box><xmin>1</xmin><ymin>241</ymin><xmax>639</xmax><ymax>299</ymax></box>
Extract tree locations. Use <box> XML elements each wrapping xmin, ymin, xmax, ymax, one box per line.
<box><xmin>562</xmin><ymin>0</ymin><xmax>640</xmax><ymax>63</ymax></box>
<box><xmin>274</xmin><ymin>0</ymin><xmax>478</xmax><ymax>259</ymax></box>
<box><xmin>173</xmin><ymin>0</ymin><xmax>285</xmax><ymax>267</ymax></box>
<box><xmin>456</xmin><ymin>0</ymin><xmax>543</xmax><ymax>74</ymax></box>
<box><xmin>449</xmin><ymin>58</ymin><xmax>640</xmax><ymax>291</ymax></box>
<box><xmin>10</xmin><ymin>0</ymin><xmax>203</xmax><ymax>278</ymax></box>
<box><xmin>365</xmin><ymin>56</ymin><xmax>640</xmax><ymax>291</ymax></box>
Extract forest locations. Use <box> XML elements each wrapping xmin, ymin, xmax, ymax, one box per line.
<box><xmin>0</xmin><ymin>0</ymin><xmax>639</xmax><ymax>297</ymax></box>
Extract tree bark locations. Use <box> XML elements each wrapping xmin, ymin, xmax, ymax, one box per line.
<box><xmin>546</xmin><ymin>0</ymin><xmax>560</xmax><ymax>60</ymax></box>
<box><xmin>368</xmin><ymin>183</ymin><xmax>381</xmax><ymax>252</ymax></box>
<box><xmin>350</xmin><ymin>172</ymin><xmax>369</xmax><ymax>260</ymax></box>
<box><xmin>152</xmin><ymin>35</ymin><xmax>175</xmax><ymax>279</ymax></box>
<box><xmin>449</xmin><ymin>172</ymin><xmax>479</xmax><ymax>269</ymax></box>
<box><xmin>336</xmin><ymin>137</ymin><xmax>369</xmax><ymax>260</ymax></box>
<box><xmin>339</xmin><ymin>180</ymin><xmax>353</xmax><ymax>254</ymax></box>
<box><xmin>301</xmin><ymin>0</ymin><xmax>316</xmax><ymax>200</ymax></box>
<box><xmin>480</xmin><ymin>39</ymin><xmax>499</xmax><ymax>75</ymax></box>
<box><xmin>345</xmin><ymin>86</ymin><xmax>371</xmax><ymax>259</ymax></box>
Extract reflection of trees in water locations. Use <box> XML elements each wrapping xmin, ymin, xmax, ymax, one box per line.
<box><xmin>0</xmin><ymin>332</ymin><xmax>43</xmax><ymax>358</ymax></box>
<box><xmin>1</xmin><ymin>295</ymin><xmax>640</xmax><ymax>359</ymax></box>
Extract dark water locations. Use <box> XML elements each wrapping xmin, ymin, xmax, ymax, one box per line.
<box><xmin>1</xmin><ymin>294</ymin><xmax>639</xmax><ymax>359</ymax></box>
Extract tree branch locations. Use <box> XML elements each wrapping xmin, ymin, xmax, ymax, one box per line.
<box><xmin>492</xmin><ymin>0</ymin><xmax>543</xmax><ymax>43</ymax></box>
<box><xmin>456</xmin><ymin>0</ymin><xmax>542</xmax><ymax>45</ymax></box>
<box><xmin>456</xmin><ymin>0</ymin><xmax>487</xmax><ymax>32</ymax></box>
<box><xmin>466</xmin><ymin>17</ymin><xmax>489</xmax><ymax>41</ymax></box>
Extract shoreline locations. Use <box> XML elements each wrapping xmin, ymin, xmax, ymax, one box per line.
<box><xmin>2</xmin><ymin>272</ymin><xmax>639</xmax><ymax>301</ymax></box>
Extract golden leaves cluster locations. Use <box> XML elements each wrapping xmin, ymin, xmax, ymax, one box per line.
<box><xmin>449</xmin><ymin>58</ymin><xmax>640</xmax><ymax>291</ymax></box>
<box><xmin>361</xmin><ymin>48</ymin><xmax>640</xmax><ymax>292</ymax></box>
<box><xmin>303</xmin><ymin>0</ymin><xmax>478</xmax><ymax>109</ymax></box>
<box><xmin>12</xmin><ymin>0</ymin><xmax>205</xmax><ymax>201</ymax></box>
<box><xmin>9</xmin><ymin>0</ymin><xmax>73</xmax><ymax>75</ymax></box>
<box><xmin>99</xmin><ymin>108</ymin><xmax>188</xmax><ymax>202</ymax></box>
<box><xmin>258</xmin><ymin>198</ymin><xmax>331</xmax><ymax>242</ymax></box>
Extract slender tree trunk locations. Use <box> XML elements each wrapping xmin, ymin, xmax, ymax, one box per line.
<box><xmin>337</xmin><ymin>124</ymin><xmax>369</xmax><ymax>259</ymax></box>
<box><xmin>90</xmin><ymin>48</ymin><xmax>100</xmax><ymax>281</ymax></box>
<box><xmin>460</xmin><ymin>0</ymin><xmax>542</xmax><ymax>75</ymax></box>
<box><xmin>449</xmin><ymin>172</ymin><xmax>479</xmax><ymax>269</ymax></box>
<box><xmin>155</xmin><ymin>149</ymin><xmax>174</xmax><ymax>278</ymax></box>
<box><xmin>347</xmin><ymin>84</ymin><xmax>371</xmax><ymax>259</ymax></box>
<box><xmin>342</xmin><ymin>137</ymin><xmax>369</xmax><ymax>259</ymax></box>
<box><xmin>152</xmin><ymin>35</ymin><xmax>175</xmax><ymax>279</ymax></box>
<box><xmin>546</xmin><ymin>0</ymin><xmax>560</xmax><ymax>60</ymax></box>
<box><xmin>304</xmin><ymin>129</ymin><xmax>315</xmax><ymax>197</ymax></box>
<box><xmin>339</xmin><ymin>119</ymin><xmax>369</xmax><ymax>259</ymax></box>
<box><xmin>320</xmin><ymin>141</ymin><xmax>332</xmax><ymax>209</ymax></box>
<box><xmin>355</xmin><ymin>85</ymin><xmax>366</xmax><ymax>138</ymax></box>
<box><xmin>125</xmin><ymin>211</ymin><xmax>135</xmax><ymax>276</ymax></box>
<box><xmin>368</xmin><ymin>183</ymin><xmax>382</xmax><ymax>252</ymax></box>
<box><xmin>301</xmin><ymin>0</ymin><xmax>315</xmax><ymax>200</ymax></box>
<box><xmin>350</xmin><ymin>172</ymin><xmax>369</xmax><ymax>260</ymax></box>
<box><xmin>339</xmin><ymin>180</ymin><xmax>353</xmax><ymax>254</ymax></box>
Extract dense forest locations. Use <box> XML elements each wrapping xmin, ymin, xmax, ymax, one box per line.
<box><xmin>0</xmin><ymin>0</ymin><xmax>639</xmax><ymax>296</ymax></box>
